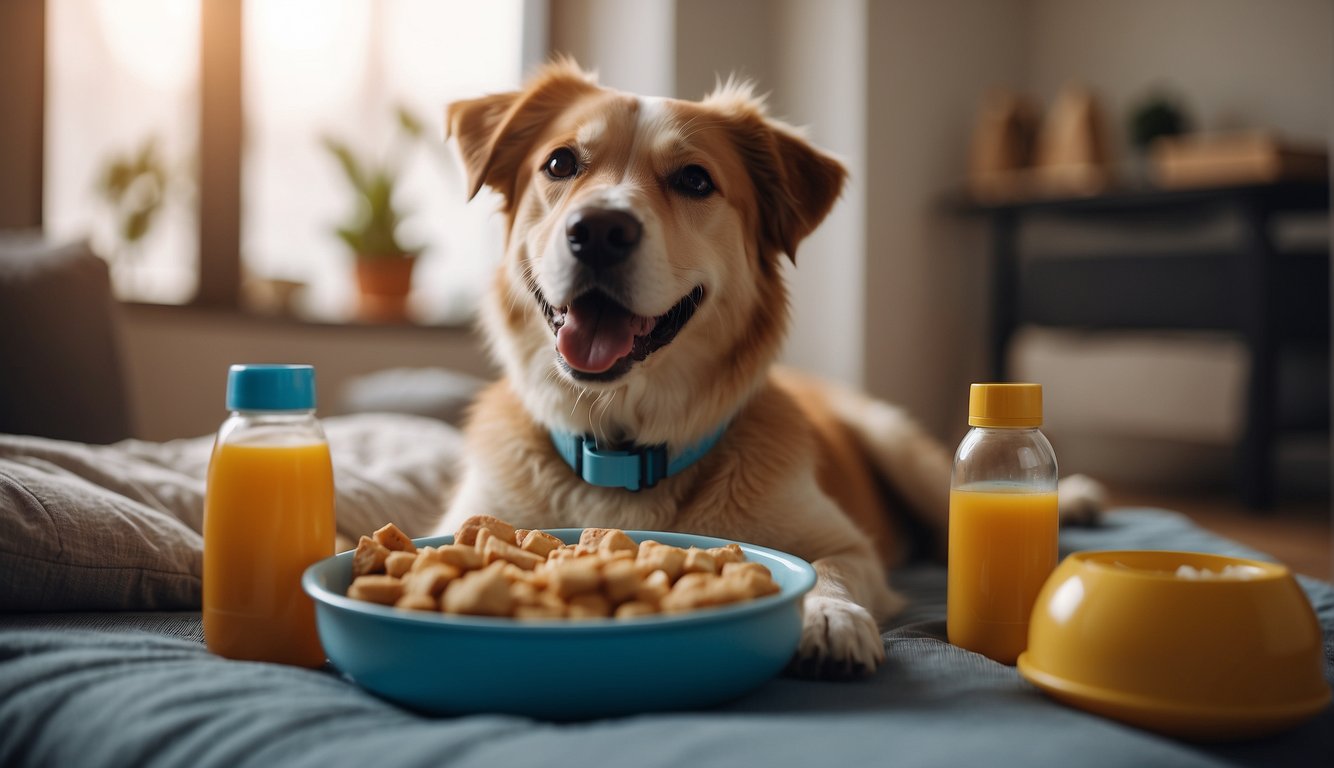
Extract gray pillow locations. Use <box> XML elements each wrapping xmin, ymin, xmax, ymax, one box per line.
<box><xmin>0</xmin><ymin>414</ymin><xmax>462</xmax><ymax>612</ymax></box>
<box><xmin>0</xmin><ymin>458</ymin><xmax>202</xmax><ymax>611</ymax></box>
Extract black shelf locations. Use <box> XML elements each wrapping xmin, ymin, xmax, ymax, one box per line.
<box><xmin>958</xmin><ymin>179</ymin><xmax>1331</xmax><ymax>508</ymax></box>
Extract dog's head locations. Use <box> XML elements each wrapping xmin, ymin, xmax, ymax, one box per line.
<box><xmin>448</xmin><ymin>60</ymin><xmax>845</xmax><ymax>447</ymax></box>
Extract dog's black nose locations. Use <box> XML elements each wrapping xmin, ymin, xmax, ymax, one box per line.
<box><xmin>565</xmin><ymin>208</ymin><xmax>642</xmax><ymax>269</ymax></box>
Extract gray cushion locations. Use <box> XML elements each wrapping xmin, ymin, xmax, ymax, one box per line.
<box><xmin>0</xmin><ymin>235</ymin><xmax>132</xmax><ymax>443</ymax></box>
<box><xmin>335</xmin><ymin>367</ymin><xmax>486</xmax><ymax>426</ymax></box>
<box><xmin>0</xmin><ymin>414</ymin><xmax>461</xmax><ymax>612</ymax></box>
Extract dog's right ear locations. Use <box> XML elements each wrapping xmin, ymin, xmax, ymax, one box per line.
<box><xmin>447</xmin><ymin>61</ymin><xmax>599</xmax><ymax>208</ymax></box>
<box><xmin>446</xmin><ymin>91</ymin><xmax>521</xmax><ymax>201</ymax></box>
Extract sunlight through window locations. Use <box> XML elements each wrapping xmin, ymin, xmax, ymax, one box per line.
<box><xmin>46</xmin><ymin>0</ymin><xmax>527</xmax><ymax>322</ymax></box>
<box><xmin>243</xmin><ymin>0</ymin><xmax>526</xmax><ymax>324</ymax></box>
<box><xmin>45</xmin><ymin>0</ymin><xmax>201</xmax><ymax>304</ymax></box>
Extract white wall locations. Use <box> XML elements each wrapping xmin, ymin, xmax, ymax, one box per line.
<box><xmin>547</xmin><ymin>0</ymin><xmax>674</xmax><ymax>95</ymax></box>
<box><xmin>772</xmin><ymin>0</ymin><xmax>868</xmax><ymax>390</ymax></box>
<box><xmin>863</xmin><ymin>0</ymin><xmax>1029</xmax><ymax>439</ymax></box>
<box><xmin>120</xmin><ymin>305</ymin><xmax>493</xmax><ymax>440</ymax></box>
<box><xmin>1025</xmin><ymin>0</ymin><xmax>1332</xmax><ymax>151</ymax></box>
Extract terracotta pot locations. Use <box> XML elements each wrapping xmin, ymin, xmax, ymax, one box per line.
<box><xmin>354</xmin><ymin>256</ymin><xmax>415</xmax><ymax>323</ymax></box>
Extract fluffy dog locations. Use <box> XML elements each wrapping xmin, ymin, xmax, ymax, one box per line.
<box><xmin>435</xmin><ymin>60</ymin><xmax>1101</xmax><ymax>678</ymax></box>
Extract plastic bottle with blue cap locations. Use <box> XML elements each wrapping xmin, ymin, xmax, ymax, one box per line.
<box><xmin>203</xmin><ymin>364</ymin><xmax>334</xmax><ymax>667</ymax></box>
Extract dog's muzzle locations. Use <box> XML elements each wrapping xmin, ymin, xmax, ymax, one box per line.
<box><xmin>528</xmin><ymin>208</ymin><xmax>704</xmax><ymax>383</ymax></box>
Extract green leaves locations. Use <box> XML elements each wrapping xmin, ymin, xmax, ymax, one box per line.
<box><xmin>396</xmin><ymin>105</ymin><xmax>425</xmax><ymax>139</ymax></box>
<box><xmin>322</xmin><ymin>136</ymin><xmax>367</xmax><ymax>192</ymax></box>
<box><xmin>1128</xmin><ymin>93</ymin><xmax>1190</xmax><ymax>152</ymax></box>
<box><xmin>322</xmin><ymin>104</ymin><xmax>430</xmax><ymax>261</ymax></box>
<box><xmin>97</xmin><ymin>137</ymin><xmax>168</xmax><ymax>247</ymax></box>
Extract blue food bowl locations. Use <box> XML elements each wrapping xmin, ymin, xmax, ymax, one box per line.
<box><xmin>303</xmin><ymin>529</ymin><xmax>816</xmax><ymax>719</ymax></box>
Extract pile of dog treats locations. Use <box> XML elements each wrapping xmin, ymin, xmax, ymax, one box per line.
<box><xmin>347</xmin><ymin>515</ymin><xmax>780</xmax><ymax>620</ymax></box>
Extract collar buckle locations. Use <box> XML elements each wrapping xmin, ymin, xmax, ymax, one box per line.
<box><xmin>550</xmin><ymin>424</ymin><xmax>727</xmax><ymax>493</ymax></box>
<box><xmin>571</xmin><ymin>436</ymin><xmax>666</xmax><ymax>492</ymax></box>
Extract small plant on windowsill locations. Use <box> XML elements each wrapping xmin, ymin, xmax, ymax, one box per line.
<box><xmin>323</xmin><ymin>106</ymin><xmax>428</xmax><ymax>323</ymax></box>
<box><xmin>96</xmin><ymin>136</ymin><xmax>169</xmax><ymax>298</ymax></box>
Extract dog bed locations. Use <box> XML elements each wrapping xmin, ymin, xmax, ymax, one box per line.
<box><xmin>1</xmin><ymin>414</ymin><xmax>1330</xmax><ymax>767</ymax></box>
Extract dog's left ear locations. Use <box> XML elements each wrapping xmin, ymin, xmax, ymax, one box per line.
<box><xmin>753</xmin><ymin>124</ymin><xmax>847</xmax><ymax>263</ymax></box>
<box><xmin>725</xmin><ymin>111</ymin><xmax>847</xmax><ymax>263</ymax></box>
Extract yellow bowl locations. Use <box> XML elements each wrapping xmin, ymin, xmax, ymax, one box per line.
<box><xmin>1018</xmin><ymin>550</ymin><xmax>1330</xmax><ymax>741</ymax></box>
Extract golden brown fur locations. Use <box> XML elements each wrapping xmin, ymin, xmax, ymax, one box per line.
<box><xmin>435</xmin><ymin>60</ymin><xmax>1099</xmax><ymax>678</ymax></box>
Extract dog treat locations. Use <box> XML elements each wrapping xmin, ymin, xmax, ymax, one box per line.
<box><xmin>577</xmin><ymin>527</ymin><xmax>617</xmax><ymax>549</ymax></box>
<box><xmin>435</xmin><ymin>544</ymin><xmax>483</xmax><ymax>571</ymax></box>
<box><xmin>483</xmin><ymin>536</ymin><xmax>546</xmax><ymax>571</ymax></box>
<box><xmin>404</xmin><ymin>563</ymin><xmax>460</xmax><ymax>597</ymax></box>
<box><xmin>636</xmin><ymin>541</ymin><xmax>686</xmax><ymax>581</ymax></box>
<box><xmin>636</xmin><ymin>569</ymin><xmax>672</xmax><ymax>604</ymax></box>
<box><xmin>568</xmin><ymin>592</ymin><xmax>613</xmax><ymax>619</ymax></box>
<box><xmin>601</xmin><ymin>558</ymin><xmax>640</xmax><ymax>605</ymax></box>
<box><xmin>455</xmin><ymin>515</ymin><xmax>517</xmax><ymax>547</ymax></box>
<box><xmin>385</xmin><ymin>551</ymin><xmax>416</xmax><ymax>579</ymax></box>
<box><xmin>549</xmin><ymin>558</ymin><xmax>602</xmax><ymax>599</ymax></box>
<box><xmin>682</xmin><ymin>547</ymin><xmax>717</xmax><ymax>575</ymax></box>
<box><xmin>710</xmin><ymin>543</ymin><xmax>746</xmax><ymax>565</ymax></box>
<box><xmin>443</xmin><ymin>563</ymin><xmax>514</xmax><ymax>616</ymax></box>
<box><xmin>614</xmin><ymin>601</ymin><xmax>659</xmax><ymax>619</ymax></box>
<box><xmin>395</xmin><ymin>594</ymin><xmax>438</xmax><ymax>612</ymax></box>
<box><xmin>597</xmin><ymin>529</ymin><xmax>638</xmax><ymax>556</ymax></box>
<box><xmin>348</xmin><ymin>574</ymin><xmax>405</xmax><ymax>605</ymax></box>
<box><xmin>344</xmin><ymin>515</ymin><xmax>782</xmax><ymax>621</ymax></box>
<box><xmin>352</xmin><ymin>536</ymin><xmax>391</xmax><ymax>578</ymax></box>
<box><xmin>520</xmin><ymin>529</ymin><xmax>563</xmax><ymax>558</ymax></box>
<box><xmin>372</xmin><ymin>522</ymin><xmax>417</xmax><ymax>554</ymax></box>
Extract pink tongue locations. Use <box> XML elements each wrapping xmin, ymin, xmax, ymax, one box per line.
<box><xmin>557</xmin><ymin>296</ymin><xmax>651</xmax><ymax>373</ymax></box>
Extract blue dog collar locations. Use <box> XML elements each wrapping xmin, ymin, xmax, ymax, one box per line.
<box><xmin>550</xmin><ymin>424</ymin><xmax>728</xmax><ymax>492</ymax></box>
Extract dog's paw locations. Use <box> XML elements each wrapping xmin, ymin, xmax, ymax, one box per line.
<box><xmin>787</xmin><ymin>595</ymin><xmax>886</xmax><ymax>680</ymax></box>
<box><xmin>1057</xmin><ymin>474</ymin><xmax>1106</xmax><ymax>527</ymax></box>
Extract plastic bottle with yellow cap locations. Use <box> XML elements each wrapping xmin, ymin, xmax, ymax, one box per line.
<box><xmin>947</xmin><ymin>382</ymin><xmax>1059</xmax><ymax>664</ymax></box>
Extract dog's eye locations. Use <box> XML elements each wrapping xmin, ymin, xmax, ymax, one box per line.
<box><xmin>544</xmin><ymin>148</ymin><xmax>579</xmax><ymax>180</ymax></box>
<box><xmin>671</xmin><ymin>165</ymin><xmax>715</xmax><ymax>198</ymax></box>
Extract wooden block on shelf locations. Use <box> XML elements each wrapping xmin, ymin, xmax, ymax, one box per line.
<box><xmin>967</xmin><ymin>85</ymin><xmax>1114</xmax><ymax>204</ymax></box>
<box><xmin>1152</xmin><ymin>133</ymin><xmax>1328</xmax><ymax>189</ymax></box>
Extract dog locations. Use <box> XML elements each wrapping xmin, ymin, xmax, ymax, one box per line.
<box><xmin>434</xmin><ymin>60</ymin><xmax>1102</xmax><ymax>678</ymax></box>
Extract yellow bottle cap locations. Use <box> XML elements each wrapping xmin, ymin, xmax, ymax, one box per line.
<box><xmin>968</xmin><ymin>383</ymin><xmax>1043</xmax><ymax>428</ymax></box>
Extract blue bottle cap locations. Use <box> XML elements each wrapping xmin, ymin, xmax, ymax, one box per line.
<box><xmin>225</xmin><ymin>364</ymin><xmax>317</xmax><ymax>411</ymax></box>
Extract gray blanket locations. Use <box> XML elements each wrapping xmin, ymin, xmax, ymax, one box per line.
<box><xmin>2</xmin><ymin>510</ymin><xmax>1331</xmax><ymax>768</ymax></box>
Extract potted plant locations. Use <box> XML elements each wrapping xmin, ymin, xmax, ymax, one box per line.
<box><xmin>323</xmin><ymin>106</ymin><xmax>427</xmax><ymax>322</ymax></box>
<box><xmin>1127</xmin><ymin>90</ymin><xmax>1191</xmax><ymax>184</ymax></box>
<box><xmin>97</xmin><ymin>137</ymin><xmax>169</xmax><ymax>297</ymax></box>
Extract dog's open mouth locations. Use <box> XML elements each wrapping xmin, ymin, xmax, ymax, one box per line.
<box><xmin>537</xmin><ymin>286</ymin><xmax>705</xmax><ymax>380</ymax></box>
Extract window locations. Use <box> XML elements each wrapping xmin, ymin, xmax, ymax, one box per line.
<box><xmin>243</xmin><ymin>0</ymin><xmax>527</xmax><ymax>323</ymax></box>
<box><xmin>44</xmin><ymin>0</ymin><xmax>535</xmax><ymax>324</ymax></box>
<box><xmin>45</xmin><ymin>0</ymin><xmax>201</xmax><ymax>304</ymax></box>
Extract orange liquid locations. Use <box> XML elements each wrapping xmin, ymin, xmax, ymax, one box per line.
<box><xmin>204</xmin><ymin>441</ymin><xmax>334</xmax><ymax>667</ymax></box>
<box><xmin>947</xmin><ymin>485</ymin><xmax>1058</xmax><ymax>664</ymax></box>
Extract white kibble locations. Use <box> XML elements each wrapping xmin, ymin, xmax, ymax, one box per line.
<box><xmin>1174</xmin><ymin>564</ymin><xmax>1261</xmax><ymax>580</ymax></box>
